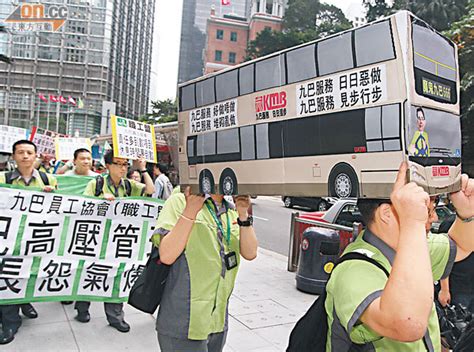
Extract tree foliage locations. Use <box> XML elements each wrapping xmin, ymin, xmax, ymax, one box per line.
<box><xmin>445</xmin><ymin>4</ymin><xmax>474</xmax><ymax>163</ymax></box>
<box><xmin>141</xmin><ymin>99</ymin><xmax>178</xmax><ymax>124</ymax></box>
<box><xmin>246</xmin><ymin>0</ymin><xmax>351</xmax><ymax>60</ymax></box>
<box><xmin>363</xmin><ymin>0</ymin><xmax>469</xmax><ymax>31</ymax></box>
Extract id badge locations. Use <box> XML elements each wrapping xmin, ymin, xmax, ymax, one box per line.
<box><xmin>224</xmin><ymin>251</ymin><xmax>238</xmax><ymax>270</ymax></box>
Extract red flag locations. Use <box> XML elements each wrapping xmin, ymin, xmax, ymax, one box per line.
<box><xmin>68</xmin><ymin>96</ymin><xmax>77</xmax><ymax>106</ymax></box>
<box><xmin>49</xmin><ymin>95</ymin><xmax>59</xmax><ymax>103</ymax></box>
<box><xmin>222</xmin><ymin>0</ymin><xmax>231</xmax><ymax>5</ymax></box>
<box><xmin>38</xmin><ymin>93</ymin><xmax>48</xmax><ymax>103</ymax></box>
<box><xmin>59</xmin><ymin>96</ymin><xmax>68</xmax><ymax>104</ymax></box>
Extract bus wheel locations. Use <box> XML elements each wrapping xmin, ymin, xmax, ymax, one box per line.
<box><xmin>329</xmin><ymin>164</ymin><xmax>359</xmax><ymax>198</ymax></box>
<box><xmin>199</xmin><ymin>169</ymin><xmax>215</xmax><ymax>194</ymax></box>
<box><xmin>219</xmin><ymin>168</ymin><xmax>238</xmax><ymax>195</ymax></box>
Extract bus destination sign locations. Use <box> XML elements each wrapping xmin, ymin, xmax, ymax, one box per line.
<box><xmin>421</xmin><ymin>77</ymin><xmax>451</xmax><ymax>102</ymax></box>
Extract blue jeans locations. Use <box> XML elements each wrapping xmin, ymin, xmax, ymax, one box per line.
<box><xmin>452</xmin><ymin>292</ymin><xmax>474</xmax><ymax>313</ymax></box>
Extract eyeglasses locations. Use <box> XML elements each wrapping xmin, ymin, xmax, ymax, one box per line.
<box><xmin>111</xmin><ymin>162</ymin><xmax>128</xmax><ymax>168</ymax></box>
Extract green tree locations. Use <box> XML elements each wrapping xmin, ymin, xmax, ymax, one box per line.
<box><xmin>246</xmin><ymin>0</ymin><xmax>351</xmax><ymax>60</ymax></box>
<box><xmin>364</xmin><ymin>0</ymin><xmax>469</xmax><ymax>31</ymax></box>
<box><xmin>142</xmin><ymin>99</ymin><xmax>178</xmax><ymax>124</ymax></box>
<box><xmin>444</xmin><ymin>4</ymin><xmax>474</xmax><ymax>168</ymax></box>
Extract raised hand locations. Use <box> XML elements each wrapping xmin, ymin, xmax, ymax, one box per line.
<box><xmin>183</xmin><ymin>186</ymin><xmax>205</xmax><ymax>220</ymax></box>
<box><xmin>390</xmin><ymin>162</ymin><xmax>430</xmax><ymax>225</ymax></box>
<box><xmin>450</xmin><ymin>174</ymin><xmax>474</xmax><ymax>220</ymax></box>
<box><xmin>233</xmin><ymin>195</ymin><xmax>251</xmax><ymax>218</ymax></box>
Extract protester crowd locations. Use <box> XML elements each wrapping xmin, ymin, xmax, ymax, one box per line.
<box><xmin>0</xmin><ymin>138</ymin><xmax>473</xmax><ymax>352</ymax></box>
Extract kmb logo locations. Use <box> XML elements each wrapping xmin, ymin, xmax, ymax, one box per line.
<box><xmin>255</xmin><ymin>92</ymin><xmax>287</xmax><ymax>112</ymax></box>
<box><xmin>5</xmin><ymin>3</ymin><xmax>68</xmax><ymax>31</ymax></box>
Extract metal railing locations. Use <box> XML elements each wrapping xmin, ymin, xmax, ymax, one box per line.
<box><xmin>287</xmin><ymin>211</ymin><xmax>362</xmax><ymax>272</ymax></box>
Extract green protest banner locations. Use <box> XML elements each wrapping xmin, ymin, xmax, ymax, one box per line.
<box><xmin>0</xmin><ymin>185</ymin><xmax>164</xmax><ymax>304</ymax></box>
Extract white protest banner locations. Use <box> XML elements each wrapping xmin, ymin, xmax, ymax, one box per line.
<box><xmin>55</xmin><ymin>137</ymin><xmax>92</xmax><ymax>160</ymax></box>
<box><xmin>0</xmin><ymin>186</ymin><xmax>163</xmax><ymax>304</ymax></box>
<box><xmin>29</xmin><ymin>127</ymin><xmax>68</xmax><ymax>156</ymax></box>
<box><xmin>111</xmin><ymin>115</ymin><xmax>157</xmax><ymax>163</ymax></box>
<box><xmin>0</xmin><ymin>125</ymin><xmax>28</xmax><ymax>153</ymax></box>
<box><xmin>188</xmin><ymin>99</ymin><xmax>238</xmax><ymax>134</ymax></box>
<box><xmin>296</xmin><ymin>64</ymin><xmax>388</xmax><ymax>117</ymax></box>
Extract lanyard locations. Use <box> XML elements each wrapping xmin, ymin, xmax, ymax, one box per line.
<box><xmin>205</xmin><ymin>200</ymin><xmax>231</xmax><ymax>246</ymax></box>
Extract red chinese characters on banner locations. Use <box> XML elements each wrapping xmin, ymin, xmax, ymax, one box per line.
<box><xmin>255</xmin><ymin>91</ymin><xmax>287</xmax><ymax>120</ymax></box>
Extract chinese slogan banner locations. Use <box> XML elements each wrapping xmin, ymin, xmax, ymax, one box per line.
<box><xmin>29</xmin><ymin>127</ymin><xmax>68</xmax><ymax>156</ymax></box>
<box><xmin>55</xmin><ymin>137</ymin><xmax>92</xmax><ymax>161</ymax></box>
<box><xmin>189</xmin><ymin>99</ymin><xmax>238</xmax><ymax>134</ymax></box>
<box><xmin>296</xmin><ymin>64</ymin><xmax>388</xmax><ymax>117</ymax></box>
<box><xmin>111</xmin><ymin>115</ymin><xmax>157</xmax><ymax>163</ymax></box>
<box><xmin>0</xmin><ymin>125</ymin><xmax>28</xmax><ymax>153</ymax></box>
<box><xmin>0</xmin><ymin>186</ymin><xmax>163</xmax><ymax>304</ymax></box>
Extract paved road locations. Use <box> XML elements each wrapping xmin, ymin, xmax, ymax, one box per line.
<box><xmin>251</xmin><ymin>196</ymin><xmax>312</xmax><ymax>256</ymax></box>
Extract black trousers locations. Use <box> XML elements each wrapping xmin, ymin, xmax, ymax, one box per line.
<box><xmin>0</xmin><ymin>305</ymin><xmax>22</xmax><ymax>332</ymax></box>
<box><xmin>74</xmin><ymin>301</ymin><xmax>124</xmax><ymax>324</ymax></box>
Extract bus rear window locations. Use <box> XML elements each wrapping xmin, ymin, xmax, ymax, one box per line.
<box><xmin>412</xmin><ymin>21</ymin><xmax>457</xmax><ymax>104</ymax></box>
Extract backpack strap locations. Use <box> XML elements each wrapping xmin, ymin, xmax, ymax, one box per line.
<box><xmin>124</xmin><ymin>178</ymin><xmax>132</xmax><ymax>197</ymax></box>
<box><xmin>336</xmin><ymin>252</ymin><xmax>390</xmax><ymax>277</ymax></box>
<box><xmin>38</xmin><ymin>171</ymin><xmax>50</xmax><ymax>186</ymax></box>
<box><xmin>5</xmin><ymin>171</ymin><xmax>14</xmax><ymax>185</ymax></box>
<box><xmin>95</xmin><ymin>175</ymin><xmax>104</xmax><ymax>197</ymax></box>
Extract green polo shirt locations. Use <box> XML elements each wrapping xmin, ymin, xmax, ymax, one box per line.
<box><xmin>0</xmin><ymin>169</ymin><xmax>57</xmax><ymax>189</ymax></box>
<box><xmin>325</xmin><ymin>230</ymin><xmax>456</xmax><ymax>352</ymax></box>
<box><xmin>83</xmin><ymin>174</ymin><xmax>145</xmax><ymax>197</ymax></box>
<box><xmin>152</xmin><ymin>192</ymin><xmax>241</xmax><ymax>340</ymax></box>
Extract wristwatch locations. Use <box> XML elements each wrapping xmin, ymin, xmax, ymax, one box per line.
<box><xmin>237</xmin><ymin>215</ymin><xmax>253</xmax><ymax>227</ymax></box>
<box><xmin>457</xmin><ymin>212</ymin><xmax>474</xmax><ymax>223</ymax></box>
<box><xmin>138</xmin><ymin>169</ymin><xmax>147</xmax><ymax>174</ymax></box>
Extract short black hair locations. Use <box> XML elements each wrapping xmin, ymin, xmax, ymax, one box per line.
<box><xmin>73</xmin><ymin>148</ymin><xmax>91</xmax><ymax>160</ymax></box>
<box><xmin>416</xmin><ymin>107</ymin><xmax>425</xmax><ymax>119</ymax></box>
<box><xmin>103</xmin><ymin>150</ymin><xmax>114</xmax><ymax>165</ymax></box>
<box><xmin>12</xmin><ymin>139</ymin><xmax>37</xmax><ymax>154</ymax></box>
<box><xmin>155</xmin><ymin>163</ymin><xmax>168</xmax><ymax>174</ymax></box>
<box><xmin>127</xmin><ymin>169</ymin><xmax>140</xmax><ymax>179</ymax></box>
<box><xmin>357</xmin><ymin>198</ymin><xmax>391</xmax><ymax>227</ymax></box>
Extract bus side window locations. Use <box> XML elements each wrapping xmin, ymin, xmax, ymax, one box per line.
<box><xmin>255</xmin><ymin>54</ymin><xmax>286</xmax><ymax>92</ymax></box>
<box><xmin>365</xmin><ymin>107</ymin><xmax>383</xmax><ymax>152</ymax></box>
<box><xmin>240</xmin><ymin>126</ymin><xmax>256</xmax><ymax>160</ymax></box>
<box><xmin>287</xmin><ymin>43</ymin><xmax>317</xmax><ymax>84</ymax></box>
<box><xmin>196</xmin><ymin>77</ymin><xmax>215</xmax><ymax>107</ymax></box>
<box><xmin>196</xmin><ymin>132</ymin><xmax>216</xmax><ymax>157</ymax></box>
<box><xmin>180</xmin><ymin>84</ymin><xmax>196</xmax><ymax>111</ymax></box>
<box><xmin>256</xmin><ymin>124</ymin><xmax>270</xmax><ymax>159</ymax></box>
<box><xmin>217</xmin><ymin>129</ymin><xmax>239</xmax><ymax>155</ymax></box>
<box><xmin>239</xmin><ymin>64</ymin><xmax>254</xmax><ymax>96</ymax></box>
<box><xmin>216</xmin><ymin>70</ymin><xmax>238</xmax><ymax>102</ymax></box>
<box><xmin>382</xmin><ymin>104</ymin><xmax>401</xmax><ymax>151</ymax></box>
<box><xmin>354</xmin><ymin>20</ymin><xmax>395</xmax><ymax>67</ymax></box>
<box><xmin>317</xmin><ymin>32</ymin><xmax>353</xmax><ymax>76</ymax></box>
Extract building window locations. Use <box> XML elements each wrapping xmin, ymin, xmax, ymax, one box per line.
<box><xmin>265</xmin><ymin>26</ymin><xmax>272</xmax><ymax>31</ymax></box>
<box><xmin>215</xmin><ymin>50</ymin><xmax>223</xmax><ymax>62</ymax></box>
<box><xmin>216</xmin><ymin>29</ymin><xmax>224</xmax><ymax>40</ymax></box>
<box><xmin>230</xmin><ymin>32</ymin><xmax>237</xmax><ymax>42</ymax></box>
<box><xmin>229</xmin><ymin>52</ymin><xmax>236</xmax><ymax>63</ymax></box>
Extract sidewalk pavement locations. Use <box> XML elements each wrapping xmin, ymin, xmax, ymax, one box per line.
<box><xmin>5</xmin><ymin>248</ymin><xmax>316</xmax><ymax>352</ymax></box>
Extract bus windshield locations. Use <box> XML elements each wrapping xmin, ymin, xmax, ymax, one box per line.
<box><xmin>407</xmin><ymin>105</ymin><xmax>461</xmax><ymax>165</ymax></box>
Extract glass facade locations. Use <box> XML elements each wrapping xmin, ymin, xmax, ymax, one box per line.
<box><xmin>0</xmin><ymin>0</ymin><xmax>154</xmax><ymax>135</ymax></box>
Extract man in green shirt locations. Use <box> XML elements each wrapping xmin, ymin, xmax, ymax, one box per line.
<box><xmin>0</xmin><ymin>140</ymin><xmax>57</xmax><ymax>345</ymax></box>
<box><xmin>325</xmin><ymin>162</ymin><xmax>474</xmax><ymax>351</ymax></box>
<box><xmin>152</xmin><ymin>188</ymin><xmax>258</xmax><ymax>351</ymax></box>
<box><xmin>74</xmin><ymin>150</ymin><xmax>154</xmax><ymax>333</ymax></box>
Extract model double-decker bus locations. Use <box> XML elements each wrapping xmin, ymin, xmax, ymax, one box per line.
<box><xmin>178</xmin><ymin>11</ymin><xmax>461</xmax><ymax>197</ymax></box>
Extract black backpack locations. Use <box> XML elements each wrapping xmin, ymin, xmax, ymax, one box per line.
<box><xmin>94</xmin><ymin>175</ymin><xmax>131</xmax><ymax>197</ymax></box>
<box><xmin>5</xmin><ymin>170</ymin><xmax>50</xmax><ymax>186</ymax></box>
<box><xmin>287</xmin><ymin>252</ymin><xmax>390</xmax><ymax>352</ymax></box>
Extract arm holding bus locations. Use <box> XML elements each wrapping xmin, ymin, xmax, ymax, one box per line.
<box><xmin>234</xmin><ymin>195</ymin><xmax>258</xmax><ymax>261</ymax></box>
<box><xmin>360</xmin><ymin>163</ymin><xmax>434</xmax><ymax>342</ymax></box>
<box><xmin>447</xmin><ymin>175</ymin><xmax>474</xmax><ymax>262</ymax></box>
<box><xmin>158</xmin><ymin>188</ymin><xmax>205</xmax><ymax>265</ymax></box>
